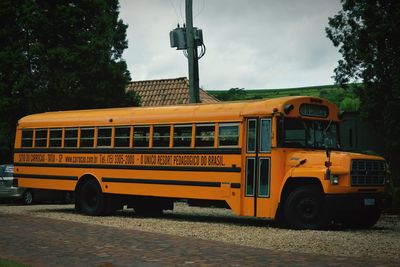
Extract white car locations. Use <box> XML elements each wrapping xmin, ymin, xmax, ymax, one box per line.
<box><xmin>0</xmin><ymin>164</ymin><xmax>73</xmax><ymax>205</ymax></box>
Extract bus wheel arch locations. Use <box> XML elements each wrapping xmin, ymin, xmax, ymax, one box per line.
<box><xmin>278</xmin><ymin>177</ymin><xmax>330</xmax><ymax>229</ymax></box>
<box><xmin>75</xmin><ymin>174</ymin><xmax>105</xmax><ymax>216</ymax></box>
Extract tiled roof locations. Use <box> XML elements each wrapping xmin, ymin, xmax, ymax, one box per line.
<box><xmin>126</xmin><ymin>77</ymin><xmax>219</xmax><ymax>107</ymax></box>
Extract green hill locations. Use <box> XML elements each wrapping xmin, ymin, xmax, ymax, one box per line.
<box><xmin>206</xmin><ymin>84</ymin><xmax>361</xmax><ymax>112</ymax></box>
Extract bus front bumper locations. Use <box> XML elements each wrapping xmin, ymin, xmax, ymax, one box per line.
<box><xmin>325</xmin><ymin>193</ymin><xmax>392</xmax><ymax>212</ymax></box>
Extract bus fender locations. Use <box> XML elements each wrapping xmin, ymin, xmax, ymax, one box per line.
<box><xmin>278</xmin><ymin>175</ymin><xmax>324</xmax><ymax>204</ymax></box>
<box><xmin>75</xmin><ymin>173</ymin><xmax>102</xmax><ymax>192</ymax></box>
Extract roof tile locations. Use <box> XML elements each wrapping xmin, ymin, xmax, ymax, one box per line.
<box><xmin>126</xmin><ymin>77</ymin><xmax>219</xmax><ymax>107</ymax></box>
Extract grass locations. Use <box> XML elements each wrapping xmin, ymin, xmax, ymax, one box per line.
<box><xmin>0</xmin><ymin>259</ymin><xmax>30</xmax><ymax>267</ymax></box>
<box><xmin>207</xmin><ymin>84</ymin><xmax>343</xmax><ymax>100</ymax></box>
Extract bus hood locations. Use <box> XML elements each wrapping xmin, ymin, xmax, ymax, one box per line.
<box><xmin>286</xmin><ymin>150</ymin><xmax>385</xmax><ymax>174</ymax></box>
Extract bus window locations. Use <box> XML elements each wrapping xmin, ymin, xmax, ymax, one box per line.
<box><xmin>260</xmin><ymin>119</ymin><xmax>271</xmax><ymax>152</ymax></box>
<box><xmin>35</xmin><ymin>129</ymin><xmax>48</xmax><ymax>148</ymax></box>
<box><xmin>134</xmin><ymin>126</ymin><xmax>150</xmax><ymax>147</ymax></box>
<box><xmin>283</xmin><ymin>118</ymin><xmax>340</xmax><ymax>149</ymax></box>
<box><xmin>64</xmin><ymin>128</ymin><xmax>78</xmax><ymax>148</ymax></box>
<box><xmin>284</xmin><ymin>119</ymin><xmax>306</xmax><ymax>147</ymax></box>
<box><xmin>195</xmin><ymin>124</ymin><xmax>215</xmax><ymax>147</ymax></box>
<box><xmin>80</xmin><ymin>128</ymin><xmax>95</xmax><ymax>148</ymax></box>
<box><xmin>97</xmin><ymin>127</ymin><xmax>112</xmax><ymax>148</ymax></box>
<box><xmin>247</xmin><ymin>119</ymin><xmax>257</xmax><ymax>152</ymax></box>
<box><xmin>21</xmin><ymin>129</ymin><xmax>34</xmax><ymax>148</ymax></box>
<box><xmin>173</xmin><ymin>125</ymin><xmax>192</xmax><ymax>147</ymax></box>
<box><xmin>153</xmin><ymin>125</ymin><xmax>170</xmax><ymax>148</ymax></box>
<box><xmin>219</xmin><ymin>123</ymin><xmax>239</xmax><ymax>147</ymax></box>
<box><xmin>245</xmin><ymin>157</ymin><xmax>256</xmax><ymax>196</ymax></box>
<box><xmin>49</xmin><ymin>128</ymin><xmax>62</xmax><ymax>148</ymax></box>
<box><xmin>114</xmin><ymin>126</ymin><xmax>131</xmax><ymax>148</ymax></box>
<box><xmin>258</xmin><ymin>158</ymin><xmax>270</xmax><ymax>197</ymax></box>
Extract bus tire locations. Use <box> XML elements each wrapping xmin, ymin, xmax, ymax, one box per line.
<box><xmin>274</xmin><ymin>205</ymin><xmax>288</xmax><ymax>228</ymax></box>
<box><xmin>22</xmin><ymin>190</ymin><xmax>34</xmax><ymax>205</ymax></box>
<box><xmin>284</xmin><ymin>185</ymin><xmax>330</xmax><ymax>230</ymax></box>
<box><xmin>78</xmin><ymin>179</ymin><xmax>105</xmax><ymax>216</ymax></box>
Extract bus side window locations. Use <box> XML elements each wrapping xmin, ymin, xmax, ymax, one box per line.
<box><xmin>134</xmin><ymin>126</ymin><xmax>150</xmax><ymax>147</ymax></box>
<box><xmin>114</xmin><ymin>126</ymin><xmax>131</xmax><ymax>148</ymax></box>
<box><xmin>97</xmin><ymin>127</ymin><xmax>112</xmax><ymax>148</ymax></box>
<box><xmin>64</xmin><ymin>128</ymin><xmax>78</xmax><ymax>148</ymax></box>
<box><xmin>195</xmin><ymin>124</ymin><xmax>215</xmax><ymax>147</ymax></box>
<box><xmin>173</xmin><ymin>125</ymin><xmax>192</xmax><ymax>147</ymax></box>
<box><xmin>21</xmin><ymin>129</ymin><xmax>34</xmax><ymax>148</ymax></box>
<box><xmin>219</xmin><ymin>123</ymin><xmax>239</xmax><ymax>147</ymax></box>
<box><xmin>49</xmin><ymin>128</ymin><xmax>62</xmax><ymax>148</ymax></box>
<box><xmin>153</xmin><ymin>125</ymin><xmax>170</xmax><ymax>148</ymax></box>
<box><xmin>80</xmin><ymin>128</ymin><xmax>95</xmax><ymax>148</ymax></box>
<box><xmin>35</xmin><ymin>129</ymin><xmax>48</xmax><ymax>148</ymax></box>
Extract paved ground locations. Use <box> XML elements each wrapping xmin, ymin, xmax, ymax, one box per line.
<box><xmin>0</xmin><ymin>213</ymin><xmax>398</xmax><ymax>267</ymax></box>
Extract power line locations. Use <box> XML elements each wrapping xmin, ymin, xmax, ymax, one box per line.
<box><xmin>168</xmin><ymin>0</ymin><xmax>181</xmax><ymax>24</ymax></box>
<box><xmin>179</xmin><ymin>0</ymin><xmax>185</xmax><ymax>23</ymax></box>
<box><xmin>194</xmin><ymin>0</ymin><xmax>206</xmax><ymax>19</ymax></box>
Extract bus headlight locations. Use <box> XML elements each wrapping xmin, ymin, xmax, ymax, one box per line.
<box><xmin>330</xmin><ymin>175</ymin><xmax>339</xmax><ymax>185</ymax></box>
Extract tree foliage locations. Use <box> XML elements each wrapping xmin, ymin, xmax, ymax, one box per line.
<box><xmin>318</xmin><ymin>85</ymin><xmax>360</xmax><ymax>112</ymax></box>
<box><xmin>0</xmin><ymin>0</ymin><xmax>139</xmax><ymax>162</ymax></box>
<box><xmin>215</xmin><ymin>88</ymin><xmax>247</xmax><ymax>101</ymax></box>
<box><xmin>326</xmin><ymin>0</ymin><xmax>400</xmax><ymax>164</ymax></box>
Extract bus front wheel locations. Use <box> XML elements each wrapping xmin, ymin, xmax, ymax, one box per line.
<box><xmin>78</xmin><ymin>179</ymin><xmax>105</xmax><ymax>216</ymax></box>
<box><xmin>284</xmin><ymin>185</ymin><xmax>331</xmax><ymax>230</ymax></box>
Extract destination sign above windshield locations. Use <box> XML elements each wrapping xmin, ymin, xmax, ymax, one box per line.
<box><xmin>300</xmin><ymin>104</ymin><xmax>329</xmax><ymax>118</ymax></box>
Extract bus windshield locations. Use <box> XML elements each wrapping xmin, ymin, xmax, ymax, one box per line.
<box><xmin>282</xmin><ymin>118</ymin><xmax>340</xmax><ymax>149</ymax></box>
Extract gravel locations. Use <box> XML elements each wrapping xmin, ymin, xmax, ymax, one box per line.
<box><xmin>1</xmin><ymin>202</ymin><xmax>399</xmax><ymax>260</ymax></box>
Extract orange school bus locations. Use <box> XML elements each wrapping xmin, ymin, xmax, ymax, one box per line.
<box><xmin>13</xmin><ymin>96</ymin><xmax>391</xmax><ymax>229</ymax></box>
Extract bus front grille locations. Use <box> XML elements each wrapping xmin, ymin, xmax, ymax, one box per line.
<box><xmin>351</xmin><ymin>160</ymin><xmax>385</xmax><ymax>186</ymax></box>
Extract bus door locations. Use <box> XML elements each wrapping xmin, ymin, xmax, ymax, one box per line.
<box><xmin>242</xmin><ymin>117</ymin><xmax>272</xmax><ymax>217</ymax></box>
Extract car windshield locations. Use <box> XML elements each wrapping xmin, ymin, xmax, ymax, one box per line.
<box><xmin>282</xmin><ymin>118</ymin><xmax>340</xmax><ymax>149</ymax></box>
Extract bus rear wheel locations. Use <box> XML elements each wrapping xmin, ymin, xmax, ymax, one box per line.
<box><xmin>284</xmin><ymin>185</ymin><xmax>331</xmax><ymax>230</ymax></box>
<box><xmin>21</xmin><ymin>190</ymin><xmax>34</xmax><ymax>205</ymax></box>
<box><xmin>78</xmin><ymin>179</ymin><xmax>105</xmax><ymax>216</ymax></box>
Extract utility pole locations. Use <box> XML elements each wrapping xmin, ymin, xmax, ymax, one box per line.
<box><xmin>170</xmin><ymin>0</ymin><xmax>204</xmax><ymax>103</ymax></box>
<box><xmin>185</xmin><ymin>0</ymin><xmax>200</xmax><ymax>103</ymax></box>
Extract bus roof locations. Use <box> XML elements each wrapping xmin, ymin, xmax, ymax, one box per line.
<box><xmin>17</xmin><ymin>96</ymin><xmax>339</xmax><ymax>128</ymax></box>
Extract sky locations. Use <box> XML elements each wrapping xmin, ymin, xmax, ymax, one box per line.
<box><xmin>119</xmin><ymin>0</ymin><xmax>342</xmax><ymax>90</ymax></box>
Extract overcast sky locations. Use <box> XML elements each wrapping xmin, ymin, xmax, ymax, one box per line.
<box><xmin>119</xmin><ymin>0</ymin><xmax>342</xmax><ymax>90</ymax></box>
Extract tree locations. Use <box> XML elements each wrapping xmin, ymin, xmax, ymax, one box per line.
<box><xmin>318</xmin><ymin>86</ymin><xmax>360</xmax><ymax>112</ymax></box>
<box><xmin>326</xmin><ymin>0</ymin><xmax>400</xmax><ymax>174</ymax></box>
<box><xmin>216</xmin><ymin>88</ymin><xmax>247</xmax><ymax>101</ymax></box>
<box><xmin>0</xmin><ymin>0</ymin><xmax>139</xmax><ymax>162</ymax></box>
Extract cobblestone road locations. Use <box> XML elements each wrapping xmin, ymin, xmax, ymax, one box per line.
<box><xmin>0</xmin><ymin>213</ymin><xmax>398</xmax><ymax>267</ymax></box>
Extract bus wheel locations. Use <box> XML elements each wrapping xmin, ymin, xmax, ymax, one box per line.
<box><xmin>79</xmin><ymin>179</ymin><xmax>105</xmax><ymax>216</ymax></box>
<box><xmin>22</xmin><ymin>190</ymin><xmax>34</xmax><ymax>205</ymax></box>
<box><xmin>284</xmin><ymin>185</ymin><xmax>330</xmax><ymax>230</ymax></box>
